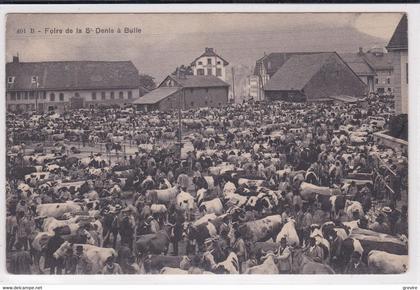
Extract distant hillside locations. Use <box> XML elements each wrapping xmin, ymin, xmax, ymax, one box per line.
<box><xmin>132</xmin><ymin>25</ymin><xmax>387</xmax><ymax>83</ymax></box>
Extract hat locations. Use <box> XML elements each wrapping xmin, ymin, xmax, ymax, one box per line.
<box><xmin>382</xmin><ymin>207</ymin><xmax>392</xmax><ymax>214</ymax></box>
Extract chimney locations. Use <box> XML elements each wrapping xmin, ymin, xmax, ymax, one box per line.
<box><xmin>205</xmin><ymin>47</ymin><xmax>214</xmax><ymax>54</ymax></box>
<box><xmin>13</xmin><ymin>54</ymin><xmax>19</xmax><ymax>63</ymax></box>
<box><xmin>358</xmin><ymin>47</ymin><xmax>364</xmax><ymax>55</ymax></box>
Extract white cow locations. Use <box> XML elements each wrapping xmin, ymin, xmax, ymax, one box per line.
<box><xmin>244</xmin><ymin>253</ymin><xmax>279</xmax><ymax>274</ymax></box>
<box><xmin>276</xmin><ymin>218</ymin><xmax>300</xmax><ymax>246</ymax></box>
<box><xmin>37</xmin><ymin>201</ymin><xmax>83</xmax><ymax>218</ymax></box>
<box><xmin>345</xmin><ymin>200</ymin><xmax>364</xmax><ymax>220</ymax></box>
<box><xmin>176</xmin><ymin>191</ymin><xmax>195</xmax><ymax>211</ymax></box>
<box><xmin>199</xmin><ymin>198</ymin><xmax>224</xmax><ymax>215</ymax></box>
<box><xmin>53</xmin><ymin>242</ymin><xmax>117</xmax><ymax>274</ymax></box>
<box><xmin>368</xmin><ymin>250</ymin><xmax>408</xmax><ymax>274</ymax></box>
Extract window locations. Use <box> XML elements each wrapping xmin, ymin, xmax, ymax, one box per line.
<box><xmin>26</xmin><ymin>104</ymin><xmax>30</xmax><ymax>110</ymax></box>
<box><xmin>59</xmin><ymin>93</ymin><xmax>64</xmax><ymax>101</ymax></box>
<box><xmin>110</xmin><ymin>92</ymin><xmax>114</xmax><ymax>100</ymax></box>
<box><xmin>43</xmin><ymin>91</ymin><xmax>47</xmax><ymax>99</ymax></box>
<box><xmin>119</xmin><ymin>91</ymin><xmax>124</xmax><ymax>99</ymax></box>
<box><xmin>191</xmin><ymin>101</ymin><xmax>194</xmax><ymax>107</ymax></box>
<box><xmin>92</xmin><ymin>92</ymin><xmax>97</xmax><ymax>100</ymax></box>
<box><xmin>206</xmin><ymin>88</ymin><xmax>209</xmax><ymax>93</ymax></box>
<box><xmin>375</xmin><ymin>78</ymin><xmax>379</xmax><ymax>84</ymax></box>
<box><xmin>205</xmin><ymin>100</ymin><xmax>208</xmax><ymax>105</ymax></box>
<box><xmin>16</xmin><ymin>92</ymin><xmax>21</xmax><ymax>100</ymax></box>
<box><xmin>50</xmin><ymin>93</ymin><xmax>55</xmax><ymax>102</ymax></box>
<box><xmin>216</xmin><ymin>68</ymin><xmax>222</xmax><ymax>77</ymax></box>
<box><xmin>197</xmin><ymin>69</ymin><xmax>205</xmax><ymax>76</ymax></box>
<box><xmin>101</xmin><ymin>92</ymin><xmax>106</xmax><ymax>99</ymax></box>
<box><xmin>207</xmin><ymin>58</ymin><xmax>212</xmax><ymax>65</ymax></box>
<box><xmin>198</xmin><ymin>61</ymin><xmax>203</xmax><ymax>65</ymax></box>
<box><xmin>217</xmin><ymin>61</ymin><xmax>221</xmax><ymax>65</ymax></box>
<box><xmin>24</xmin><ymin>92</ymin><xmax>29</xmax><ymax>100</ymax></box>
<box><xmin>128</xmin><ymin>91</ymin><xmax>132</xmax><ymax>99</ymax></box>
<box><xmin>7</xmin><ymin>76</ymin><xmax>15</xmax><ymax>84</ymax></box>
<box><xmin>207</xmin><ymin>69</ymin><xmax>212</xmax><ymax>76</ymax></box>
<box><xmin>387</xmin><ymin>78</ymin><xmax>390</xmax><ymax>84</ymax></box>
<box><xmin>31</xmin><ymin>104</ymin><xmax>35</xmax><ymax>110</ymax></box>
<box><xmin>10</xmin><ymin>92</ymin><xmax>16</xmax><ymax>101</ymax></box>
<box><xmin>75</xmin><ymin>92</ymin><xmax>80</xmax><ymax>98</ymax></box>
<box><xmin>29</xmin><ymin>91</ymin><xmax>35</xmax><ymax>99</ymax></box>
<box><xmin>31</xmin><ymin>76</ymin><xmax>38</xmax><ymax>84</ymax></box>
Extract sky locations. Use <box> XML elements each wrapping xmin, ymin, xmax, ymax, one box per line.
<box><xmin>6</xmin><ymin>13</ymin><xmax>403</xmax><ymax>82</ymax></box>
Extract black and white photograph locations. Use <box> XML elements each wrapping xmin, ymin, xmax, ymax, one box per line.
<box><xmin>4</xmin><ymin>12</ymin><xmax>409</xmax><ymax>276</ymax></box>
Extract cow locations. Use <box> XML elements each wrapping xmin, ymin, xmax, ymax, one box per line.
<box><xmin>244</xmin><ymin>252</ymin><xmax>279</xmax><ymax>274</ymax></box>
<box><xmin>176</xmin><ymin>191</ymin><xmax>195</xmax><ymax>212</ymax></box>
<box><xmin>367</xmin><ymin>250</ymin><xmax>408</xmax><ymax>274</ymax></box>
<box><xmin>150</xmin><ymin>204</ymin><xmax>168</xmax><ymax>214</ymax></box>
<box><xmin>143</xmin><ymin>255</ymin><xmax>190</xmax><ymax>272</ymax></box>
<box><xmin>183</xmin><ymin>222</ymin><xmax>217</xmax><ymax>252</ymax></box>
<box><xmin>136</xmin><ymin>224</ymin><xmax>173</xmax><ymax>255</ymax></box>
<box><xmin>147</xmin><ymin>186</ymin><xmax>179</xmax><ymax>204</ymax></box>
<box><xmin>276</xmin><ymin>218</ymin><xmax>300</xmax><ymax>246</ymax></box>
<box><xmin>198</xmin><ymin>198</ymin><xmax>224</xmax><ymax>215</ymax></box>
<box><xmin>36</xmin><ymin>201</ymin><xmax>83</xmax><ymax>218</ymax></box>
<box><xmin>239</xmin><ymin>215</ymin><xmax>283</xmax><ymax>243</ymax></box>
<box><xmin>290</xmin><ymin>248</ymin><xmax>335</xmax><ymax>274</ymax></box>
<box><xmin>213</xmin><ymin>252</ymin><xmax>240</xmax><ymax>274</ymax></box>
<box><xmin>345</xmin><ymin>200</ymin><xmax>364</xmax><ymax>220</ymax></box>
<box><xmin>53</xmin><ymin>241</ymin><xmax>117</xmax><ymax>274</ymax></box>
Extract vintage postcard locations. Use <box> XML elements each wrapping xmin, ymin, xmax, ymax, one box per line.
<box><xmin>3</xmin><ymin>11</ymin><xmax>410</xmax><ymax>279</ymax></box>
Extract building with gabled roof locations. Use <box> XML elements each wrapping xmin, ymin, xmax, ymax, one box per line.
<box><xmin>386</xmin><ymin>14</ymin><xmax>408</xmax><ymax>114</ymax></box>
<box><xmin>190</xmin><ymin>48</ymin><xmax>229</xmax><ymax>81</ymax></box>
<box><xmin>340</xmin><ymin>51</ymin><xmax>376</xmax><ymax>92</ymax></box>
<box><xmin>263</xmin><ymin>52</ymin><xmax>367</xmax><ymax>102</ymax></box>
<box><xmin>133</xmin><ymin>74</ymin><xmax>229</xmax><ymax>112</ymax></box>
<box><xmin>6</xmin><ymin>57</ymin><xmax>142</xmax><ymax>112</ymax></box>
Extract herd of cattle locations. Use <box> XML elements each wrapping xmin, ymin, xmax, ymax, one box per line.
<box><xmin>6</xmin><ymin>98</ymin><xmax>409</xmax><ymax>275</ymax></box>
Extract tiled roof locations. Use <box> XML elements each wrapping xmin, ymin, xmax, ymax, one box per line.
<box><xmin>191</xmin><ymin>48</ymin><xmax>229</xmax><ymax>66</ymax></box>
<box><xmin>340</xmin><ymin>53</ymin><xmax>376</xmax><ymax>76</ymax></box>
<box><xmin>254</xmin><ymin>52</ymin><xmax>325</xmax><ymax>77</ymax></box>
<box><xmin>165</xmin><ymin>74</ymin><xmax>230</xmax><ymax>88</ymax></box>
<box><xmin>132</xmin><ymin>87</ymin><xmax>180</xmax><ymax>105</ymax></box>
<box><xmin>387</xmin><ymin>14</ymin><xmax>408</xmax><ymax>51</ymax></box>
<box><xmin>6</xmin><ymin>60</ymin><xmax>139</xmax><ymax>91</ymax></box>
<box><xmin>362</xmin><ymin>52</ymin><xmax>393</xmax><ymax>71</ymax></box>
<box><xmin>264</xmin><ymin>53</ymin><xmax>334</xmax><ymax>91</ymax></box>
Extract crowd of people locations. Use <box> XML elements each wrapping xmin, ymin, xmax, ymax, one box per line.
<box><xmin>6</xmin><ymin>96</ymin><xmax>409</xmax><ymax>275</ymax></box>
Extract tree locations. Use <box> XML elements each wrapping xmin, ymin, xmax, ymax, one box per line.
<box><xmin>172</xmin><ymin>65</ymin><xmax>193</xmax><ymax>76</ymax></box>
<box><xmin>139</xmin><ymin>74</ymin><xmax>156</xmax><ymax>91</ymax></box>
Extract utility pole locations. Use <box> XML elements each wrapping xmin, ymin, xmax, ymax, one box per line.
<box><xmin>35</xmin><ymin>80</ymin><xmax>39</xmax><ymax>112</ymax></box>
<box><xmin>231</xmin><ymin>67</ymin><xmax>236</xmax><ymax>103</ymax></box>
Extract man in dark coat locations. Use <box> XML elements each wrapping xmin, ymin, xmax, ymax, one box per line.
<box><xmin>344</xmin><ymin>251</ymin><xmax>370</xmax><ymax>274</ymax></box>
<box><xmin>45</xmin><ymin>229</ymin><xmax>65</xmax><ymax>274</ymax></box>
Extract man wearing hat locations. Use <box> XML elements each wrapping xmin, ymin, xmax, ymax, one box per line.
<box><xmin>369</xmin><ymin>213</ymin><xmax>391</xmax><ymax>234</ymax></box>
<box><xmin>305</xmin><ymin>236</ymin><xmax>324</xmax><ymax>263</ymax></box>
<box><xmin>102</xmin><ymin>256</ymin><xmax>123</xmax><ymax>274</ymax></box>
<box><xmin>344</xmin><ymin>251</ymin><xmax>369</xmax><ymax>274</ymax></box>
<box><xmin>276</xmin><ymin>237</ymin><xmax>292</xmax><ymax>274</ymax></box>
<box><xmin>75</xmin><ymin>245</ymin><xmax>92</xmax><ymax>274</ymax></box>
<box><xmin>46</xmin><ymin>228</ymin><xmax>65</xmax><ymax>274</ymax></box>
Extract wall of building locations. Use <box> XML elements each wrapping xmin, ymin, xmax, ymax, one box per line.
<box><xmin>303</xmin><ymin>55</ymin><xmax>368</xmax><ymax>100</ymax></box>
<box><xmin>390</xmin><ymin>50</ymin><xmax>408</xmax><ymax>115</ymax></box>
<box><xmin>155</xmin><ymin>87</ymin><xmax>228</xmax><ymax>111</ymax></box>
<box><xmin>6</xmin><ymin>88</ymin><xmax>139</xmax><ymax>112</ymax></box>
<box><xmin>192</xmin><ymin>56</ymin><xmax>227</xmax><ymax>81</ymax></box>
<box><xmin>400</xmin><ymin>51</ymin><xmax>408</xmax><ymax>114</ymax></box>
<box><xmin>375</xmin><ymin>69</ymin><xmax>393</xmax><ymax>94</ymax></box>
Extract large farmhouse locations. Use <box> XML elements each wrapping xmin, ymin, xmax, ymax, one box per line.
<box><xmin>6</xmin><ymin>57</ymin><xmax>142</xmax><ymax>112</ymax></box>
